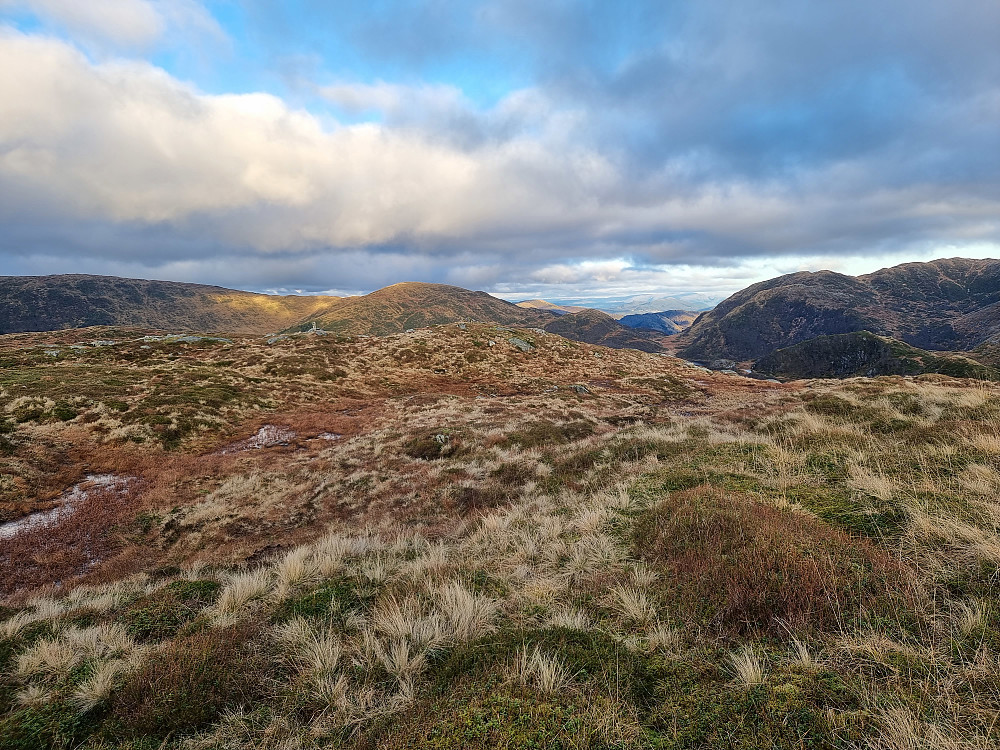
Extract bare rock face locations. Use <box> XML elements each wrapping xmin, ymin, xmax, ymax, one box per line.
<box><xmin>709</xmin><ymin>359</ymin><xmax>738</xmax><ymax>371</ymax></box>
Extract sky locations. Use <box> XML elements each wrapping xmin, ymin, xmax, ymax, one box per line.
<box><xmin>0</xmin><ymin>1</ymin><xmax>998</xmax><ymax>302</ymax></box>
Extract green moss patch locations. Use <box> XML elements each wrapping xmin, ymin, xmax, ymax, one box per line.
<box><xmin>272</xmin><ymin>577</ymin><xmax>374</xmax><ymax>623</ymax></box>
<box><xmin>646</xmin><ymin>659</ymin><xmax>859</xmax><ymax>749</ymax></box>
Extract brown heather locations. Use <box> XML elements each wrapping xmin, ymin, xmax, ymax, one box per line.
<box><xmin>633</xmin><ymin>486</ymin><xmax>915</xmax><ymax>635</ymax></box>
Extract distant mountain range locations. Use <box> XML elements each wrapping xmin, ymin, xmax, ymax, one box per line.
<box><xmin>0</xmin><ymin>276</ymin><xmax>670</xmax><ymax>353</ymax></box>
<box><xmin>536</xmin><ymin>308</ymin><xmax>671</xmax><ymax>353</ymax></box>
<box><xmin>677</xmin><ymin>257</ymin><xmax>1000</xmax><ymax>378</ymax></box>
<box><xmin>518</xmin><ymin>292</ymin><xmax>720</xmax><ymax>316</ymax></box>
<box><xmin>617</xmin><ymin>311</ymin><xmax>700</xmax><ymax>335</ymax></box>
<box><xmin>5</xmin><ymin>259</ymin><xmax>998</xmax><ymax>380</ymax></box>
<box><xmin>0</xmin><ymin>274</ymin><xmax>334</xmax><ymax>336</ymax></box>
<box><xmin>598</xmin><ymin>292</ymin><xmax>721</xmax><ymax>315</ymax></box>
<box><xmin>514</xmin><ymin>299</ymin><xmax>590</xmax><ymax>315</ymax></box>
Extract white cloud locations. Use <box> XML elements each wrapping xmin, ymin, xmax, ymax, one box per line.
<box><xmin>320</xmin><ymin>80</ymin><xmax>466</xmax><ymax>119</ymax></box>
<box><xmin>0</xmin><ymin>0</ymin><xmax>224</xmax><ymax>50</ymax></box>
<box><xmin>0</xmin><ymin>30</ymin><xmax>628</xmax><ymax>251</ymax></box>
<box><xmin>0</xmin><ymin>29</ymin><xmax>997</xmax><ymax>296</ymax></box>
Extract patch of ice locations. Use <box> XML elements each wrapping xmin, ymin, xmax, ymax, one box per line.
<box><xmin>0</xmin><ymin>475</ymin><xmax>128</xmax><ymax>540</ymax></box>
<box><xmin>317</xmin><ymin>433</ymin><xmax>342</xmax><ymax>441</ymax></box>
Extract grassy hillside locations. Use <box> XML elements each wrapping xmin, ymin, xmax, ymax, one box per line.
<box><xmin>298</xmin><ymin>283</ymin><xmax>556</xmax><ymax>336</ymax></box>
<box><xmin>755</xmin><ymin>331</ymin><xmax>1000</xmax><ymax>380</ymax></box>
<box><xmin>0</xmin><ymin>324</ymin><xmax>998</xmax><ymax>748</ymax></box>
<box><xmin>0</xmin><ymin>275</ymin><xmax>338</xmax><ymax>336</ymax></box>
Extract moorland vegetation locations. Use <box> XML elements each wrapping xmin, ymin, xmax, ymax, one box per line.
<box><xmin>0</xmin><ymin>319</ymin><xmax>998</xmax><ymax>749</ymax></box>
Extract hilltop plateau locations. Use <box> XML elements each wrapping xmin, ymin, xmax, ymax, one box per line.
<box><xmin>0</xmin><ymin>319</ymin><xmax>998</xmax><ymax>748</ymax></box>
<box><xmin>298</xmin><ymin>283</ymin><xmax>555</xmax><ymax>336</ymax></box>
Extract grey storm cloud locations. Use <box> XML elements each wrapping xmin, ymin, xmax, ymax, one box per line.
<box><xmin>0</xmin><ymin>0</ymin><xmax>998</xmax><ymax>296</ymax></box>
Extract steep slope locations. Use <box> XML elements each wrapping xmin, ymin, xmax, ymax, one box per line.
<box><xmin>0</xmin><ymin>274</ymin><xmax>338</xmax><ymax>335</ymax></box>
<box><xmin>618</xmin><ymin>310</ymin><xmax>699</xmax><ymax>335</ymax></box>
<box><xmin>754</xmin><ymin>331</ymin><xmax>1000</xmax><ymax>380</ymax></box>
<box><xmin>299</xmin><ymin>282</ymin><xmax>556</xmax><ymax>336</ymax></box>
<box><xmin>678</xmin><ymin>258</ymin><xmax>1000</xmax><ymax>362</ymax></box>
<box><xmin>542</xmin><ymin>308</ymin><xmax>668</xmax><ymax>352</ymax></box>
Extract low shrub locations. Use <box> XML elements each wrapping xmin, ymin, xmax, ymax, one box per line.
<box><xmin>405</xmin><ymin>432</ymin><xmax>462</xmax><ymax>460</ymax></box>
<box><xmin>110</xmin><ymin>622</ymin><xmax>271</xmax><ymax>738</ymax></box>
<box><xmin>501</xmin><ymin>420</ymin><xmax>595</xmax><ymax>449</ymax></box>
<box><xmin>0</xmin><ymin>703</ymin><xmax>99</xmax><ymax>750</ymax></box>
<box><xmin>122</xmin><ymin>579</ymin><xmax>221</xmax><ymax>641</ymax></box>
<box><xmin>645</xmin><ymin>659</ymin><xmax>859</xmax><ymax>749</ymax></box>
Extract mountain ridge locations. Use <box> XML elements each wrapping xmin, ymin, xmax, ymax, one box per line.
<box><xmin>0</xmin><ymin>276</ymin><xmax>669</xmax><ymax>352</ymax></box>
<box><xmin>0</xmin><ymin>274</ymin><xmax>339</xmax><ymax>336</ymax></box>
<box><xmin>298</xmin><ymin>282</ymin><xmax>556</xmax><ymax>336</ymax></box>
<box><xmin>677</xmin><ymin>258</ymin><xmax>1000</xmax><ymax>363</ymax></box>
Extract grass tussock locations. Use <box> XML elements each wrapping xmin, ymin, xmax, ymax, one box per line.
<box><xmin>633</xmin><ymin>486</ymin><xmax>915</xmax><ymax>635</ymax></box>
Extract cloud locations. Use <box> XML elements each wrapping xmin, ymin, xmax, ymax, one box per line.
<box><xmin>0</xmin><ymin>0</ymin><xmax>999</xmax><ymax>298</ymax></box>
<box><xmin>0</xmin><ymin>0</ymin><xmax>225</xmax><ymax>51</ymax></box>
<box><xmin>0</xmin><ymin>30</ymin><xmax>629</xmax><ymax>253</ymax></box>
<box><xmin>3</xmin><ymin>0</ymin><xmax>162</xmax><ymax>47</ymax></box>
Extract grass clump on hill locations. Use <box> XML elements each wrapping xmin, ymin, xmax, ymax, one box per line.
<box><xmin>633</xmin><ymin>486</ymin><xmax>914</xmax><ymax>635</ymax></box>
